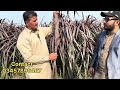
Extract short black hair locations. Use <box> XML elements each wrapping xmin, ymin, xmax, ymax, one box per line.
<box><xmin>23</xmin><ymin>11</ymin><xmax>37</xmax><ymax>24</ymax></box>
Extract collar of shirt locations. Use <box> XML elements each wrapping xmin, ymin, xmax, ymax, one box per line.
<box><xmin>106</xmin><ymin>31</ymin><xmax>116</xmax><ymax>36</ymax></box>
<box><xmin>25</xmin><ymin>27</ymin><xmax>39</xmax><ymax>34</ymax></box>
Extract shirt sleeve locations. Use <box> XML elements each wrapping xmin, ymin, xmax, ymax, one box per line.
<box><xmin>38</xmin><ymin>24</ymin><xmax>52</xmax><ymax>37</ymax></box>
<box><xmin>17</xmin><ymin>34</ymin><xmax>49</xmax><ymax>63</ymax></box>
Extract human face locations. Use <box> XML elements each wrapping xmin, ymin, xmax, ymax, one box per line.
<box><xmin>103</xmin><ymin>17</ymin><xmax>117</xmax><ymax>31</ymax></box>
<box><xmin>26</xmin><ymin>16</ymin><xmax>38</xmax><ymax>31</ymax></box>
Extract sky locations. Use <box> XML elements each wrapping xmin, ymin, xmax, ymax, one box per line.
<box><xmin>0</xmin><ymin>11</ymin><xmax>107</xmax><ymax>25</ymax></box>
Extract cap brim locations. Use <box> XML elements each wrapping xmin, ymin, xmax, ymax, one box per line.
<box><xmin>101</xmin><ymin>12</ymin><xmax>114</xmax><ymax>17</ymax></box>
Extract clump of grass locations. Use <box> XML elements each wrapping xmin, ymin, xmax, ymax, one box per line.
<box><xmin>46</xmin><ymin>12</ymin><xmax>103</xmax><ymax>79</ymax></box>
<box><xmin>0</xmin><ymin>19</ymin><xmax>24</xmax><ymax>79</ymax></box>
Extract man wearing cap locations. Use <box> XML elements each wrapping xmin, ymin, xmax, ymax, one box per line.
<box><xmin>88</xmin><ymin>11</ymin><xmax>120</xmax><ymax>79</ymax></box>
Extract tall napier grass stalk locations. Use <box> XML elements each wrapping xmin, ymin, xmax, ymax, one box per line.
<box><xmin>51</xmin><ymin>12</ymin><xmax>60</xmax><ymax>78</ymax></box>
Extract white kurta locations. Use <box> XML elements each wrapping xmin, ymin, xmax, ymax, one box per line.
<box><xmin>17</xmin><ymin>26</ymin><xmax>52</xmax><ymax>79</ymax></box>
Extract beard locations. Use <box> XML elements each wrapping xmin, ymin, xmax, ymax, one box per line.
<box><xmin>32</xmin><ymin>25</ymin><xmax>38</xmax><ymax>32</ymax></box>
<box><xmin>104</xmin><ymin>25</ymin><xmax>114</xmax><ymax>31</ymax></box>
<box><xmin>104</xmin><ymin>22</ymin><xmax>115</xmax><ymax>31</ymax></box>
<box><xmin>32</xmin><ymin>28</ymin><xmax>37</xmax><ymax>31</ymax></box>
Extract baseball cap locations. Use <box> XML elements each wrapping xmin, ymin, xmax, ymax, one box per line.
<box><xmin>101</xmin><ymin>11</ymin><xmax>120</xmax><ymax>19</ymax></box>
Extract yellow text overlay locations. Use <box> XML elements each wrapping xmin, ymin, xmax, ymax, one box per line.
<box><xmin>11</xmin><ymin>62</ymin><xmax>33</xmax><ymax>67</ymax></box>
<box><xmin>2</xmin><ymin>68</ymin><xmax>42</xmax><ymax>73</ymax></box>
